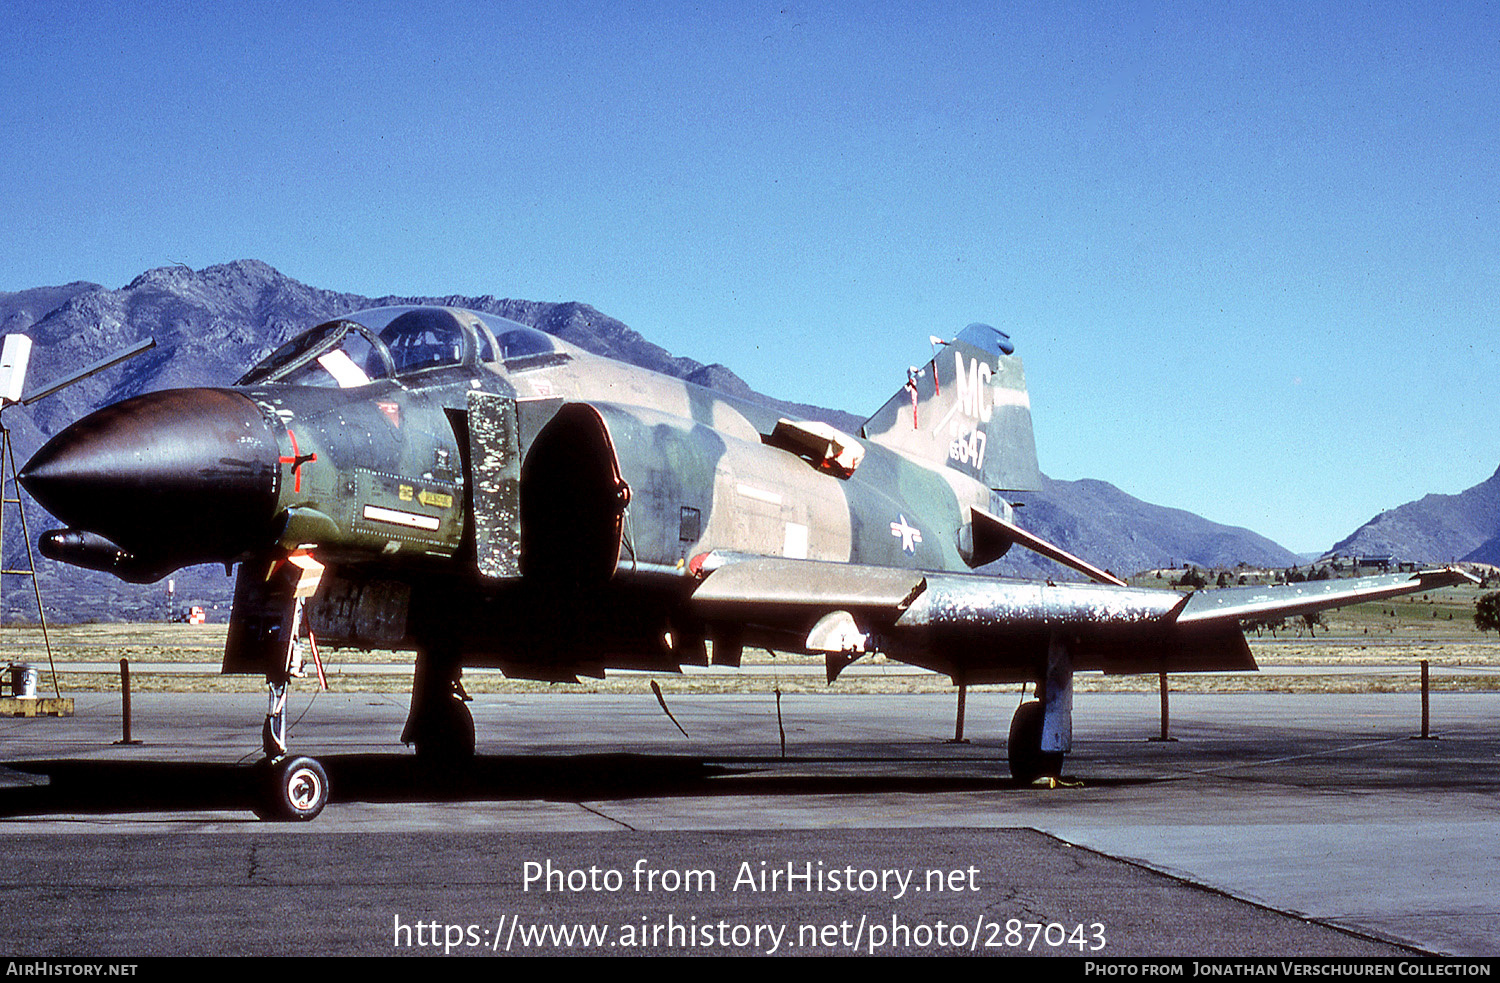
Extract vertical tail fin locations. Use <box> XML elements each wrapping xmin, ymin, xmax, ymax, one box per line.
<box><xmin>861</xmin><ymin>323</ymin><xmax>1041</xmax><ymax>492</ymax></box>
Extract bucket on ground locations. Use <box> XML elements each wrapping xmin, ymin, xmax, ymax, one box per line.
<box><xmin>8</xmin><ymin>664</ymin><xmax>38</xmax><ymax>700</ymax></box>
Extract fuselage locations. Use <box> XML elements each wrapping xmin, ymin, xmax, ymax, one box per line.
<box><xmin>249</xmin><ymin>316</ymin><xmax>989</xmax><ymax>578</ymax></box>
<box><xmin>20</xmin><ymin>306</ymin><xmax>1000</xmax><ymax>674</ymax></box>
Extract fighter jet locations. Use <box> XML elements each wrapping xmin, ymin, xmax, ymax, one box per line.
<box><xmin>16</xmin><ymin>306</ymin><xmax>1474</xmax><ymax>819</ymax></box>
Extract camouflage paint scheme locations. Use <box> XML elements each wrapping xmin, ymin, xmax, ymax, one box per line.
<box><xmin>21</xmin><ymin>305</ymin><xmax>1475</xmax><ymax>791</ymax></box>
<box><xmin>226</xmin><ymin>310</ymin><xmax>1056</xmax><ymax>684</ymax></box>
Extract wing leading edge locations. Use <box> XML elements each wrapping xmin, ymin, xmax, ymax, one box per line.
<box><xmin>1175</xmin><ymin>567</ymin><xmax>1479</xmax><ymax>625</ymax></box>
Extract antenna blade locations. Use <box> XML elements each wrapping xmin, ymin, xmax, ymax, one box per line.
<box><xmin>22</xmin><ymin>338</ymin><xmax>157</xmax><ymax>406</ymax></box>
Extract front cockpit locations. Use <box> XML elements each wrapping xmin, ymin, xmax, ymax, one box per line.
<box><xmin>236</xmin><ymin>306</ymin><xmax>567</xmax><ymax>388</ymax></box>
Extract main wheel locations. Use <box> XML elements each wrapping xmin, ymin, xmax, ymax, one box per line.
<box><xmin>254</xmin><ymin>755</ymin><xmax>330</xmax><ymax>821</ymax></box>
<box><xmin>1007</xmin><ymin>701</ymin><xmax>1065</xmax><ymax>784</ymax></box>
<box><xmin>413</xmin><ymin>696</ymin><xmax>475</xmax><ymax>762</ymax></box>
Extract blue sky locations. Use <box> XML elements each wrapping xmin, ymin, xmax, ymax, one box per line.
<box><xmin>2</xmin><ymin>1</ymin><xmax>1497</xmax><ymax>553</ymax></box>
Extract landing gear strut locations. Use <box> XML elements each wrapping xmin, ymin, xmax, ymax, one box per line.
<box><xmin>1007</xmin><ymin>701</ymin><xmax>1064</xmax><ymax>784</ymax></box>
<box><xmin>403</xmin><ymin>645</ymin><xmax>475</xmax><ymax>762</ymax></box>
<box><xmin>1007</xmin><ymin>634</ymin><xmax>1074</xmax><ymax>785</ymax></box>
<box><xmin>255</xmin><ymin>677</ymin><xmax>332</xmax><ymax>820</ymax></box>
<box><xmin>253</xmin><ymin>585</ymin><xmax>331</xmax><ymax>821</ymax></box>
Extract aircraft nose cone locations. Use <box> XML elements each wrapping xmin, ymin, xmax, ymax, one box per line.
<box><xmin>20</xmin><ymin>389</ymin><xmax>282</xmax><ymax>566</ymax></box>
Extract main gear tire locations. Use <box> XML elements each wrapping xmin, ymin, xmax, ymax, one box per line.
<box><xmin>1007</xmin><ymin>701</ymin><xmax>1065</xmax><ymax>785</ymax></box>
<box><xmin>413</xmin><ymin>696</ymin><xmax>475</xmax><ymax>763</ymax></box>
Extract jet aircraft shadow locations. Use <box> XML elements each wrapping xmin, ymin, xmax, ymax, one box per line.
<box><xmin>0</xmin><ymin>751</ymin><xmax>1144</xmax><ymax>818</ymax></box>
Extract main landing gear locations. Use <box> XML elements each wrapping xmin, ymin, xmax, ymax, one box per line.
<box><xmin>1006</xmin><ymin>635</ymin><xmax>1075</xmax><ymax>786</ymax></box>
<box><xmin>402</xmin><ymin>645</ymin><xmax>475</xmax><ymax>762</ymax></box>
<box><xmin>1007</xmin><ymin>701</ymin><xmax>1064</xmax><ymax>784</ymax></box>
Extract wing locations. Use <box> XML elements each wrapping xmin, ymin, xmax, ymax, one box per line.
<box><xmin>688</xmin><ymin>556</ymin><xmax>1477</xmax><ymax>684</ymax></box>
<box><xmin>1175</xmin><ymin>568</ymin><xmax>1477</xmax><ymax>624</ymax></box>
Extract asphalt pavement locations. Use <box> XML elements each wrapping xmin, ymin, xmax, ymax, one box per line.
<box><xmin>1</xmin><ymin>689</ymin><xmax>1496</xmax><ymax>957</ymax></box>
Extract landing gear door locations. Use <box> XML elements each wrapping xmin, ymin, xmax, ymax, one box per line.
<box><xmin>223</xmin><ymin>561</ymin><xmax>296</xmax><ymax>675</ymax></box>
<box><xmin>466</xmin><ymin>391</ymin><xmax>523</xmax><ymax>580</ymax></box>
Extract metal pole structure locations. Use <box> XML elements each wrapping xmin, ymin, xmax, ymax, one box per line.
<box><xmin>1160</xmin><ymin>671</ymin><xmax>1169</xmax><ymax>740</ymax></box>
<box><xmin>0</xmin><ymin>415</ymin><xmax>60</xmax><ymax>698</ymax></box>
<box><xmin>774</xmin><ymin>687</ymin><xmax>786</xmax><ymax>759</ymax></box>
<box><xmin>950</xmin><ymin>683</ymin><xmax>968</xmax><ymax>743</ymax></box>
<box><xmin>1149</xmin><ymin>671</ymin><xmax>1175</xmax><ymax>742</ymax></box>
<box><xmin>1418</xmin><ymin>659</ymin><xmax>1433</xmax><ymax>740</ymax></box>
<box><xmin>115</xmin><ymin>658</ymin><xmax>141</xmax><ymax>745</ymax></box>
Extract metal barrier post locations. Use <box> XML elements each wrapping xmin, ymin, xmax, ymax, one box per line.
<box><xmin>950</xmin><ymin>683</ymin><xmax>968</xmax><ymax>743</ymax></box>
<box><xmin>114</xmin><ymin>658</ymin><xmax>141</xmax><ymax>746</ymax></box>
<box><xmin>1419</xmin><ymin>659</ymin><xmax>1432</xmax><ymax>740</ymax></box>
<box><xmin>1149</xmin><ymin>671</ymin><xmax>1175</xmax><ymax>742</ymax></box>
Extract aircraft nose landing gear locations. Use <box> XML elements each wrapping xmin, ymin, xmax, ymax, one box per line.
<box><xmin>251</xmin><ymin>582</ymin><xmax>332</xmax><ymax>821</ymax></box>
<box><xmin>253</xmin><ymin>680</ymin><xmax>331</xmax><ymax>820</ymax></box>
<box><xmin>254</xmin><ymin>755</ymin><xmax>330</xmax><ymax>822</ymax></box>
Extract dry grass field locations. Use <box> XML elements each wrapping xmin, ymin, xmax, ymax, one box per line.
<box><xmin>3</xmin><ymin>584</ymin><xmax>1495</xmax><ymax>699</ymax></box>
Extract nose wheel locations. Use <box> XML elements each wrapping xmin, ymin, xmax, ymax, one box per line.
<box><xmin>253</xmin><ymin>755</ymin><xmax>330</xmax><ymax>821</ymax></box>
<box><xmin>250</xmin><ymin>580</ymin><xmax>333</xmax><ymax>821</ymax></box>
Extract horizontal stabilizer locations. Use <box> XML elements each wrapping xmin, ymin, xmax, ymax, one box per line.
<box><xmin>1176</xmin><ymin>567</ymin><xmax>1479</xmax><ymax>626</ymax></box>
<box><xmin>972</xmin><ymin>507</ymin><xmax>1127</xmax><ymax>586</ymax></box>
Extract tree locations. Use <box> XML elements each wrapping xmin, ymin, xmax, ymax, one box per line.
<box><xmin>1476</xmin><ymin>593</ymin><xmax>1500</xmax><ymax>633</ymax></box>
<box><xmin>1175</xmin><ymin>567</ymin><xmax>1207</xmax><ymax>589</ymax></box>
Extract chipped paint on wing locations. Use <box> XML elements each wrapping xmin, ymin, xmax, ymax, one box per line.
<box><xmin>899</xmin><ymin>576</ymin><xmax>1186</xmax><ymax>630</ymax></box>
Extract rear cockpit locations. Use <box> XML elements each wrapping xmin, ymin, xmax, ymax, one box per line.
<box><xmin>495</xmin><ymin>324</ymin><xmax>569</xmax><ymax>371</ymax></box>
<box><xmin>237</xmin><ymin>306</ymin><xmax>568</xmax><ymax>388</ymax></box>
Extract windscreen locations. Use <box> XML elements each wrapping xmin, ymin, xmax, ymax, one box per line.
<box><xmin>236</xmin><ymin>320</ymin><xmax>396</xmax><ymax>387</ymax></box>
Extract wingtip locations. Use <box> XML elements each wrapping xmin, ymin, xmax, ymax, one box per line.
<box><xmin>1416</xmin><ymin>566</ymin><xmax>1481</xmax><ymax>588</ymax></box>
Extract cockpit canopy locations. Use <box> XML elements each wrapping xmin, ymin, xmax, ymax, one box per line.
<box><xmin>236</xmin><ymin>306</ymin><xmax>567</xmax><ymax>387</ymax></box>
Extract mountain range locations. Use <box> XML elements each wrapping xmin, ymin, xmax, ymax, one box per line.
<box><xmin>0</xmin><ymin>261</ymin><xmax>1488</xmax><ymax>621</ymax></box>
<box><xmin>1327</xmin><ymin>465</ymin><xmax>1500</xmax><ymax>566</ymax></box>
